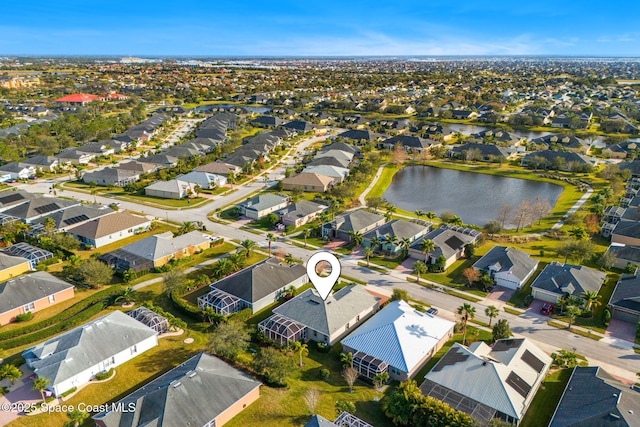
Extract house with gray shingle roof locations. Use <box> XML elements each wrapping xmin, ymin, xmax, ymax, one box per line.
<box><xmin>93</xmin><ymin>352</ymin><xmax>261</xmax><ymax>427</ymax></box>
<box><xmin>2</xmin><ymin>196</ymin><xmax>80</xmax><ymax>223</ymax></box>
<box><xmin>237</xmin><ymin>193</ymin><xmax>290</xmax><ymax>220</ymax></box>
<box><xmin>608</xmin><ymin>273</ymin><xmax>640</xmax><ymax>324</ymax></box>
<box><xmin>363</xmin><ymin>220</ymin><xmax>431</xmax><ymax>255</ymax></box>
<box><xmin>322</xmin><ymin>209</ymin><xmax>386</xmax><ymax>242</ymax></box>
<box><xmin>198</xmin><ymin>258</ymin><xmax>308</xmax><ymax>314</ymax></box>
<box><xmin>530</xmin><ymin>262</ymin><xmax>606</xmax><ymax>304</ymax></box>
<box><xmin>604</xmin><ymin>244</ymin><xmax>640</xmax><ymax>270</ymax></box>
<box><xmin>177</xmin><ymin>171</ymin><xmax>227</xmax><ymax>189</ymax></box>
<box><xmin>67</xmin><ymin>211</ymin><xmax>152</xmax><ymax>248</ymax></box>
<box><xmin>145</xmin><ymin>179</ymin><xmax>197</xmax><ymax>199</ymax></box>
<box><xmin>23</xmin><ymin>310</ymin><xmax>158</xmax><ymax>397</ymax></box>
<box><xmin>449</xmin><ymin>142</ymin><xmax>510</xmax><ymax>161</ymax></box>
<box><xmin>342</xmin><ymin>300</ymin><xmax>454</xmax><ymax>381</ymax></box>
<box><xmin>276</xmin><ymin>200</ymin><xmax>329</xmax><ymax>228</ymax></box>
<box><xmin>30</xmin><ymin>204</ymin><xmax>114</xmax><ymax>234</ymax></box>
<box><xmin>260</xmin><ymin>285</ymin><xmax>380</xmax><ymax>346</ymax></box>
<box><xmin>472</xmin><ymin>246</ymin><xmax>539</xmax><ymax>290</ymax></box>
<box><xmin>409</xmin><ymin>225</ymin><xmax>481</xmax><ymax>270</ymax></box>
<box><xmin>82</xmin><ymin>167</ymin><xmax>141</xmax><ymax>187</ymax></box>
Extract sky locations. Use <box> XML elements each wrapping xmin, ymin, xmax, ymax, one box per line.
<box><xmin>3</xmin><ymin>1</ymin><xmax>640</xmax><ymax>57</ymax></box>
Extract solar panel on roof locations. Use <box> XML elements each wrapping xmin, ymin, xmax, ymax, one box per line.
<box><xmin>63</xmin><ymin>214</ymin><xmax>89</xmax><ymax>225</ymax></box>
<box><xmin>491</xmin><ymin>338</ymin><xmax>522</xmax><ymax>352</ymax></box>
<box><xmin>521</xmin><ymin>349</ymin><xmax>545</xmax><ymax>373</ymax></box>
<box><xmin>432</xmin><ymin>348</ymin><xmax>469</xmax><ymax>372</ymax></box>
<box><xmin>444</xmin><ymin>235</ymin><xmax>465</xmax><ymax>249</ymax></box>
<box><xmin>34</xmin><ymin>203</ymin><xmax>59</xmax><ymax>214</ymax></box>
<box><xmin>0</xmin><ymin>193</ymin><xmax>24</xmax><ymax>204</ymax></box>
<box><xmin>506</xmin><ymin>371</ymin><xmax>532</xmax><ymax>398</ymax></box>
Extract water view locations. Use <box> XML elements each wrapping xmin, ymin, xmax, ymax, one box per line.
<box><xmin>383</xmin><ymin>166</ymin><xmax>563</xmax><ymax>227</ymax></box>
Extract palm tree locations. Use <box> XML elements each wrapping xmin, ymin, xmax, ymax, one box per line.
<box><xmin>485</xmin><ymin>305</ymin><xmax>499</xmax><ymax>327</ymax></box>
<box><xmin>66</xmin><ymin>409</ymin><xmax>88</xmax><ymax>427</ymax></box>
<box><xmin>303</xmin><ymin>229</ymin><xmax>312</xmax><ymax>248</ymax></box>
<box><xmin>213</xmin><ymin>258</ymin><xmax>233</xmax><ymax>279</ymax></box>
<box><xmin>412</xmin><ymin>261</ymin><xmax>427</xmax><ymax>285</ymax></box>
<box><xmin>420</xmin><ymin>239</ymin><xmax>435</xmax><ymax>263</ymax></box>
<box><xmin>284</xmin><ymin>253</ymin><xmax>295</xmax><ymax>265</ymax></box>
<box><xmin>557</xmin><ymin>295</ymin><xmax>569</xmax><ymax>314</ymax></box>
<box><xmin>43</xmin><ymin>216</ymin><xmax>57</xmax><ymax>236</ymax></box>
<box><xmin>240</xmin><ymin>239</ymin><xmax>257</xmax><ymax>256</ymax></box>
<box><xmin>177</xmin><ymin>221</ymin><xmax>199</xmax><ymax>236</ymax></box>
<box><xmin>364</xmin><ymin>247</ymin><xmax>375</xmax><ymax>267</ymax></box>
<box><xmin>266</xmin><ymin>233</ymin><xmax>277</xmax><ymax>255</ymax></box>
<box><xmin>115</xmin><ymin>287</ymin><xmax>137</xmax><ymax>304</ymax></box>
<box><xmin>415</xmin><ymin>209</ymin><xmax>424</xmax><ymax>218</ymax></box>
<box><xmin>457</xmin><ymin>303</ymin><xmax>476</xmax><ymax>345</ymax></box>
<box><xmin>90</xmin><ymin>188</ymin><xmax>98</xmax><ymax>203</ymax></box>
<box><xmin>348</xmin><ymin>230</ymin><xmax>363</xmax><ymax>247</ymax></box>
<box><xmin>425</xmin><ymin>211</ymin><xmax>437</xmax><ymax>220</ymax></box>
<box><xmin>292</xmin><ymin>341</ymin><xmax>309</xmax><ymax>367</ymax></box>
<box><xmin>33</xmin><ymin>376</ymin><xmax>50</xmax><ymax>403</ymax></box>
<box><xmin>581</xmin><ymin>290</ymin><xmax>600</xmax><ymax>312</ymax></box>
<box><xmin>340</xmin><ymin>352</ymin><xmax>354</xmax><ymax>369</ymax></box>
<box><xmin>370</xmin><ymin>237</ymin><xmax>381</xmax><ymax>252</ymax></box>
<box><xmin>569</xmin><ymin>227</ymin><xmax>588</xmax><ymax>240</ymax></box>
<box><xmin>0</xmin><ymin>364</ymin><xmax>22</xmax><ymax>385</ymax></box>
<box><xmin>566</xmin><ymin>305</ymin><xmax>581</xmax><ymax>329</ymax></box>
<box><xmin>399</xmin><ymin>237</ymin><xmax>411</xmax><ymax>258</ymax></box>
<box><xmin>193</xmin><ymin>184</ymin><xmax>202</xmax><ymax>197</ymax></box>
<box><xmin>384</xmin><ymin>234</ymin><xmax>398</xmax><ymax>256</ymax></box>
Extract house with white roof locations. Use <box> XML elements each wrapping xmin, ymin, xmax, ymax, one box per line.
<box><xmin>177</xmin><ymin>171</ymin><xmax>227</xmax><ymax>189</ymax></box>
<box><xmin>341</xmin><ymin>300</ymin><xmax>455</xmax><ymax>381</ymax></box>
<box><xmin>421</xmin><ymin>338</ymin><xmax>551</xmax><ymax>426</ymax></box>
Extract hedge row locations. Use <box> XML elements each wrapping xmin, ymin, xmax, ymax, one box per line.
<box><xmin>0</xmin><ymin>301</ymin><xmax>108</xmax><ymax>350</ymax></box>
<box><xmin>0</xmin><ymin>286</ymin><xmax>121</xmax><ymax>342</ymax></box>
<box><xmin>169</xmin><ymin>290</ymin><xmax>204</xmax><ymax>321</ymax></box>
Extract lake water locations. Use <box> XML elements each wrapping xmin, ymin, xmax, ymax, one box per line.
<box><xmin>382</xmin><ymin>166</ymin><xmax>563</xmax><ymax>227</ymax></box>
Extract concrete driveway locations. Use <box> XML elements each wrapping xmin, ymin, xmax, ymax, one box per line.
<box><xmin>0</xmin><ymin>383</ymin><xmax>42</xmax><ymax>425</ymax></box>
<box><xmin>607</xmin><ymin>318</ymin><xmax>637</xmax><ymax>342</ymax></box>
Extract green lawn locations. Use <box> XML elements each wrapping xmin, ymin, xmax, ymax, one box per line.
<box><xmin>520</xmin><ymin>369</ymin><xmax>571</xmax><ymax>427</ymax></box>
<box><xmin>365</xmin><ymin>163</ymin><xmax>399</xmax><ymax>200</ymax></box>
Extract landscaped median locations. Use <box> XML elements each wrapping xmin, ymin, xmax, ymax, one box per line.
<box><xmin>546</xmin><ymin>319</ymin><xmax>603</xmax><ymax>341</ymax></box>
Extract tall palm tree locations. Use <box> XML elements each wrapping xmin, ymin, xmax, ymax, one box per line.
<box><xmin>348</xmin><ymin>230</ymin><xmax>363</xmax><ymax>247</ymax></box>
<box><xmin>370</xmin><ymin>237</ymin><xmax>381</xmax><ymax>252</ymax></box>
<box><xmin>425</xmin><ymin>211</ymin><xmax>437</xmax><ymax>220</ymax></box>
<box><xmin>364</xmin><ymin>247</ymin><xmax>375</xmax><ymax>267</ymax></box>
<box><xmin>240</xmin><ymin>239</ymin><xmax>257</xmax><ymax>256</ymax></box>
<box><xmin>566</xmin><ymin>305</ymin><xmax>581</xmax><ymax>329</ymax></box>
<box><xmin>485</xmin><ymin>305</ymin><xmax>499</xmax><ymax>327</ymax></box>
<box><xmin>303</xmin><ymin>229</ymin><xmax>312</xmax><ymax>248</ymax></box>
<box><xmin>581</xmin><ymin>290</ymin><xmax>600</xmax><ymax>312</ymax></box>
<box><xmin>292</xmin><ymin>341</ymin><xmax>309</xmax><ymax>367</ymax></box>
<box><xmin>415</xmin><ymin>210</ymin><xmax>424</xmax><ymax>218</ymax></box>
<box><xmin>399</xmin><ymin>237</ymin><xmax>412</xmax><ymax>258</ymax></box>
<box><xmin>412</xmin><ymin>261</ymin><xmax>427</xmax><ymax>285</ymax></box>
<box><xmin>177</xmin><ymin>221</ymin><xmax>199</xmax><ymax>236</ymax></box>
<box><xmin>214</xmin><ymin>258</ymin><xmax>233</xmax><ymax>279</ymax></box>
<box><xmin>457</xmin><ymin>303</ymin><xmax>476</xmax><ymax>345</ymax></box>
<box><xmin>420</xmin><ymin>239</ymin><xmax>435</xmax><ymax>263</ymax></box>
<box><xmin>266</xmin><ymin>233</ymin><xmax>277</xmax><ymax>255</ymax></box>
<box><xmin>340</xmin><ymin>352</ymin><xmax>354</xmax><ymax>369</ymax></box>
<box><xmin>33</xmin><ymin>376</ymin><xmax>50</xmax><ymax>403</ymax></box>
<box><xmin>384</xmin><ymin>234</ymin><xmax>398</xmax><ymax>256</ymax></box>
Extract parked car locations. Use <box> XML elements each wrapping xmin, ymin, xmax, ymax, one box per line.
<box><xmin>540</xmin><ymin>303</ymin><xmax>554</xmax><ymax>315</ymax></box>
<box><xmin>427</xmin><ymin>307</ymin><xmax>438</xmax><ymax>315</ymax></box>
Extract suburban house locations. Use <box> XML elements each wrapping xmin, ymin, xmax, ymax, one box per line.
<box><xmin>307</xmin><ymin>155</ymin><xmax>351</xmax><ymax>169</ymax></box>
<box><xmin>138</xmin><ymin>153</ymin><xmax>179</xmax><ymax>168</ymax></box>
<box><xmin>341</xmin><ymin>300</ymin><xmax>455</xmax><ymax>381</ymax></box>
<box><xmin>93</xmin><ymin>352</ymin><xmax>261</xmax><ymax>427</ymax></box>
<box><xmin>2</xmin><ymin>197</ymin><xmax>80</xmax><ymax>223</ymax></box>
<box><xmin>281</xmin><ymin>172</ymin><xmax>335</xmax><ymax>192</ymax></box>
<box><xmin>118</xmin><ymin>160</ymin><xmax>161</xmax><ymax>174</ymax></box>
<box><xmin>237</xmin><ymin>194</ymin><xmax>290</xmax><ymax>220</ymax></box>
<box><xmin>409</xmin><ymin>225</ymin><xmax>482</xmax><ymax>269</ymax></box>
<box><xmin>611</xmin><ymin>220</ymin><xmax>640</xmax><ymax>246</ymax></box>
<box><xmin>67</xmin><ymin>211</ymin><xmax>152</xmax><ymax>248</ymax></box>
<box><xmin>608</xmin><ymin>273</ymin><xmax>640</xmax><ymax>324</ymax></box>
<box><xmin>0</xmin><ymin>252</ymin><xmax>31</xmax><ymax>282</ymax></box>
<box><xmin>55</xmin><ymin>148</ymin><xmax>94</xmax><ymax>165</ymax></box>
<box><xmin>19</xmin><ymin>155</ymin><xmax>61</xmax><ymax>173</ymax></box>
<box><xmin>449</xmin><ymin>142</ymin><xmax>509</xmax><ymax>161</ymax></box>
<box><xmin>259</xmin><ymin>285</ymin><xmax>380</xmax><ymax>346</ymax></box>
<box><xmin>82</xmin><ymin>168</ymin><xmax>140</xmax><ymax>187</ymax></box>
<box><xmin>322</xmin><ymin>209</ymin><xmax>386</xmax><ymax>241</ymax></box>
<box><xmin>1</xmin><ymin>242</ymin><xmax>53</xmax><ymax>269</ymax></box>
<box><xmin>145</xmin><ymin>179</ymin><xmax>197</xmax><ymax>199</ymax></box>
<box><xmin>421</xmin><ymin>338</ymin><xmax>551</xmax><ymax>426</ymax></box>
<box><xmin>337</xmin><ymin>129</ymin><xmax>377</xmax><ymax>142</ymax></box>
<box><xmin>362</xmin><ymin>220</ymin><xmax>431</xmax><ymax>255</ymax></box>
<box><xmin>29</xmin><ymin>205</ymin><xmax>114</xmax><ymax>236</ymax></box>
<box><xmin>521</xmin><ymin>150</ymin><xmax>596</xmax><ymax>171</ymax></box>
<box><xmin>23</xmin><ymin>310</ymin><xmax>158</xmax><ymax>397</ymax></box>
<box><xmin>302</xmin><ymin>165</ymin><xmax>350</xmax><ymax>182</ymax></box>
<box><xmin>195</xmin><ymin>160</ymin><xmax>242</xmax><ymax>177</ymax></box>
<box><xmin>0</xmin><ymin>189</ymin><xmax>34</xmax><ymax>212</ymax></box>
<box><xmin>0</xmin><ymin>162</ymin><xmax>36</xmax><ymax>180</ymax></box>
<box><xmin>198</xmin><ymin>258</ymin><xmax>308</xmax><ymax>315</ymax></box>
<box><xmin>530</xmin><ymin>262</ymin><xmax>607</xmax><ymax>304</ymax></box>
<box><xmin>472</xmin><ymin>246</ymin><xmax>539</xmax><ymax>290</ymax></box>
<box><xmin>604</xmin><ymin>244</ymin><xmax>640</xmax><ymax>270</ymax></box>
<box><xmin>276</xmin><ymin>200</ymin><xmax>329</xmax><ymax>227</ymax></box>
<box><xmin>549</xmin><ymin>366</ymin><xmax>640</xmax><ymax>427</ymax></box>
<box><xmin>99</xmin><ymin>231</ymin><xmax>210</xmax><ymax>272</ymax></box>
<box><xmin>0</xmin><ymin>271</ymin><xmax>74</xmax><ymax>325</ymax></box>
<box><xmin>177</xmin><ymin>171</ymin><xmax>227</xmax><ymax>189</ymax></box>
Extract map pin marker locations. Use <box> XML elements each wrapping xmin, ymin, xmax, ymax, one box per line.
<box><xmin>307</xmin><ymin>252</ymin><xmax>341</xmax><ymax>301</ymax></box>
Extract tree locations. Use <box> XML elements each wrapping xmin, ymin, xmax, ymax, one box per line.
<box><xmin>598</xmin><ymin>251</ymin><xmax>616</xmax><ymax>270</ymax></box>
<box><xmin>348</xmin><ymin>230</ymin><xmax>363</xmax><ymax>247</ymax></box>
<box><xmin>208</xmin><ymin>320</ymin><xmax>250</xmax><ymax>361</ymax></box>
<box><xmin>581</xmin><ymin>290</ymin><xmax>600</xmax><ymax>311</ymax></box>
<box><xmin>176</xmin><ymin>221</ymin><xmax>199</xmax><ymax>236</ymax></box>
<box><xmin>367</xmin><ymin>196</ymin><xmax>386</xmax><ymax>212</ymax></box>
<box><xmin>384</xmin><ymin>234</ymin><xmax>398</xmax><ymax>255</ymax></box>
<box><xmin>420</xmin><ymin>239</ymin><xmax>435</xmax><ymax>262</ymax></box>
<box><xmin>464</xmin><ymin>243</ymin><xmax>475</xmax><ymax>258</ymax></box>
<box><xmin>115</xmin><ymin>287</ymin><xmax>137</xmax><ymax>304</ymax></box>
<box><xmin>0</xmin><ymin>364</ymin><xmax>21</xmax><ymax>385</ymax></box>
<box><xmin>163</xmin><ymin>269</ymin><xmax>186</xmax><ymax>295</ymax></box>
<box><xmin>65</xmin><ymin>409</ymin><xmax>88</xmax><ymax>427</ymax></box>
<box><xmin>566</xmin><ymin>305</ymin><xmax>582</xmax><ymax>328</ymax></box>
<box><xmin>569</xmin><ymin>226</ymin><xmax>588</xmax><ymax>240</ymax></box>
<box><xmin>263</xmin><ymin>213</ymin><xmax>279</xmax><ymax>227</ymax></box>
<box><xmin>193</xmin><ymin>184</ymin><xmax>202</xmax><ymax>197</ymax></box>
<box><xmin>43</xmin><ymin>216</ymin><xmax>57</xmax><ymax>236</ymax></box>
<box><xmin>531</xmin><ymin>197</ymin><xmax>552</xmax><ymax>225</ymax></box>
<box><xmin>462</xmin><ymin>268</ymin><xmax>481</xmax><ymax>287</ymax></box>
<box><xmin>370</xmin><ymin>236</ymin><xmax>382</xmax><ymax>252</ymax></box>
<box><xmin>399</xmin><ymin>237</ymin><xmax>412</xmax><ymax>258</ymax></box>
<box><xmin>393</xmin><ymin>142</ymin><xmax>408</xmax><ymax>165</ymax></box>
<box><xmin>340</xmin><ymin>351</ymin><xmax>354</xmax><ymax>369</ymax></box>
<box><xmin>343</xmin><ymin>366</ymin><xmax>359</xmax><ymax>393</ymax></box>
<box><xmin>483</xmin><ymin>220</ymin><xmax>502</xmax><ymax>238</ymax></box>
<box><xmin>74</xmin><ymin>258</ymin><xmax>113</xmax><ymax>288</ymax></box>
<box><xmin>511</xmin><ymin>200</ymin><xmax>533</xmax><ymax>232</ymax></box>
<box><xmin>414</xmin><ymin>209</ymin><xmax>425</xmax><ymax>218</ymax></box>
<box><xmin>240</xmin><ymin>239</ymin><xmax>257</xmax><ymax>256</ymax></box>
<box><xmin>457</xmin><ymin>303</ymin><xmax>476</xmax><ymax>345</ymax></box>
<box><xmin>33</xmin><ymin>376</ymin><xmax>50</xmax><ymax>403</ymax></box>
<box><xmin>303</xmin><ymin>229</ymin><xmax>311</xmax><ymax>248</ymax></box>
<box><xmin>364</xmin><ymin>246</ymin><xmax>375</xmax><ymax>267</ymax></box>
<box><xmin>373</xmin><ymin>372</ymin><xmax>390</xmax><ymax>400</ymax></box>
<box><xmin>303</xmin><ymin>388</ymin><xmax>321</xmax><ymax>415</ymax></box>
<box><xmin>492</xmin><ymin>319</ymin><xmax>513</xmax><ymax>341</ymax></box>
<box><xmin>557</xmin><ymin>240</ymin><xmax>594</xmax><ymax>264</ymax></box>
<box><xmin>391</xmin><ymin>288</ymin><xmax>409</xmax><ymax>302</ymax></box>
<box><xmin>412</xmin><ymin>261</ymin><xmax>427</xmax><ymax>285</ymax></box>
<box><xmin>292</xmin><ymin>341</ymin><xmax>309</xmax><ymax>367</ymax></box>
<box><xmin>266</xmin><ymin>233</ymin><xmax>277</xmax><ymax>255</ymax></box>
<box><xmin>485</xmin><ymin>305</ymin><xmax>499</xmax><ymax>327</ymax></box>
<box><xmin>496</xmin><ymin>203</ymin><xmax>512</xmax><ymax>229</ymax></box>
<box><xmin>254</xmin><ymin>347</ymin><xmax>294</xmax><ymax>386</ymax></box>
<box><xmin>336</xmin><ymin>400</ymin><xmax>357</xmax><ymax>416</ymax></box>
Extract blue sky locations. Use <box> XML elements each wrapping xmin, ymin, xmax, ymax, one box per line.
<box><xmin>3</xmin><ymin>1</ymin><xmax>640</xmax><ymax>56</ymax></box>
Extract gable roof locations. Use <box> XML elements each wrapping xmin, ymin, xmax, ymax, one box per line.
<box><xmin>422</xmin><ymin>338</ymin><xmax>551</xmax><ymax>421</ymax></box>
<box><xmin>113</xmin><ymin>231</ymin><xmax>209</xmax><ymax>262</ymax></box>
<box><xmin>82</xmin><ymin>168</ymin><xmax>140</xmax><ymax>183</ymax></box>
<box><xmin>211</xmin><ymin>258</ymin><xmax>307</xmax><ymax>304</ymax></box>
<box><xmin>145</xmin><ymin>179</ymin><xmax>196</xmax><ymax>194</ymax></box>
<box><xmin>93</xmin><ymin>352</ymin><xmax>261</xmax><ymax>427</ymax></box>
<box><xmin>2</xmin><ymin>197</ymin><xmax>80</xmax><ymax>221</ymax></box>
<box><xmin>282</xmin><ymin>173</ymin><xmax>335</xmax><ymax>188</ymax></box>
<box><xmin>304</xmin><ymin>415</ymin><xmax>339</xmax><ymax>427</ymax></box>
<box><xmin>550</xmin><ymin>366</ymin><xmax>640</xmax><ymax>427</ymax></box>
<box><xmin>238</xmin><ymin>193</ymin><xmax>289</xmax><ymax>212</ymax></box>
<box><xmin>195</xmin><ymin>160</ymin><xmax>241</xmax><ymax>175</ymax></box>
<box><xmin>410</xmin><ymin>226</ymin><xmax>481</xmax><ymax>260</ymax></box>
<box><xmin>451</xmin><ymin>142</ymin><xmax>509</xmax><ymax>158</ymax></box>
<box><xmin>276</xmin><ymin>200</ymin><xmax>329</xmax><ymax>221</ymax></box>
<box><xmin>0</xmin><ymin>189</ymin><xmax>34</xmax><ymax>211</ymax></box>
<box><xmin>302</xmin><ymin>165</ymin><xmax>350</xmax><ymax>179</ymax></box>
<box><xmin>472</xmin><ymin>246</ymin><xmax>539</xmax><ymax>282</ymax></box>
<box><xmin>362</xmin><ymin>219</ymin><xmax>429</xmax><ymax>241</ymax></box>
<box><xmin>23</xmin><ymin>310</ymin><xmax>157</xmax><ymax>387</ymax></box>
<box><xmin>31</xmin><ymin>204</ymin><xmax>114</xmax><ymax>230</ymax></box>
<box><xmin>531</xmin><ymin>262</ymin><xmax>606</xmax><ymax>297</ymax></box>
<box><xmin>274</xmin><ymin>285</ymin><xmax>379</xmax><ymax>336</ymax></box>
<box><xmin>0</xmin><ymin>252</ymin><xmax>30</xmax><ymax>271</ymax></box>
<box><xmin>67</xmin><ymin>212</ymin><xmax>150</xmax><ymax>240</ymax></box>
<box><xmin>0</xmin><ymin>271</ymin><xmax>71</xmax><ymax>315</ymax></box>
<box><xmin>331</xmin><ymin>209</ymin><xmax>385</xmax><ymax>234</ymax></box>
<box><xmin>342</xmin><ymin>300</ymin><xmax>454</xmax><ymax>373</ymax></box>
<box><xmin>609</xmin><ymin>273</ymin><xmax>640</xmax><ymax>315</ymax></box>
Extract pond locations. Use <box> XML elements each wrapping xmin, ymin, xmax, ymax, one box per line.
<box><xmin>382</xmin><ymin>166</ymin><xmax>563</xmax><ymax>227</ymax></box>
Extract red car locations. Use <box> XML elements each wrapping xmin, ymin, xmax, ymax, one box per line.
<box><xmin>540</xmin><ymin>303</ymin><xmax>554</xmax><ymax>315</ymax></box>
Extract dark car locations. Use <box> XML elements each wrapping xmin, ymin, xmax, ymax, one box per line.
<box><xmin>427</xmin><ymin>307</ymin><xmax>438</xmax><ymax>315</ymax></box>
<box><xmin>540</xmin><ymin>303</ymin><xmax>554</xmax><ymax>315</ymax></box>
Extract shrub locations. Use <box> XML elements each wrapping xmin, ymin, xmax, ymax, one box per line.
<box><xmin>95</xmin><ymin>368</ymin><xmax>114</xmax><ymax>381</ymax></box>
<box><xmin>15</xmin><ymin>312</ymin><xmax>34</xmax><ymax>322</ymax></box>
<box><xmin>602</xmin><ymin>308</ymin><xmax>611</xmax><ymax>326</ymax></box>
<box><xmin>169</xmin><ymin>290</ymin><xmax>203</xmax><ymax>321</ymax></box>
<box><xmin>316</xmin><ymin>342</ymin><xmax>331</xmax><ymax>353</ymax></box>
<box><xmin>60</xmin><ymin>387</ymin><xmax>77</xmax><ymax>397</ymax></box>
<box><xmin>319</xmin><ymin>368</ymin><xmax>331</xmax><ymax>380</ymax></box>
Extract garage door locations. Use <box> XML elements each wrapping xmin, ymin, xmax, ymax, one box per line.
<box><xmin>612</xmin><ymin>307</ymin><xmax>640</xmax><ymax>324</ymax></box>
<box><xmin>532</xmin><ymin>289</ymin><xmax>557</xmax><ymax>304</ymax></box>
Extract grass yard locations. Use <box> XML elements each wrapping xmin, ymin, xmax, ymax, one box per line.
<box><xmin>120</xmin><ymin>193</ymin><xmax>206</xmax><ymax>208</ymax></box>
<box><xmin>365</xmin><ymin>163</ymin><xmax>399</xmax><ymax>200</ymax></box>
<box><xmin>520</xmin><ymin>368</ymin><xmax>571</xmax><ymax>427</ymax></box>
